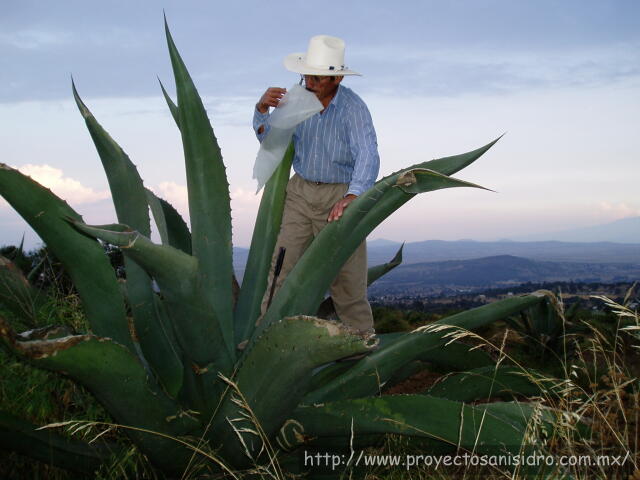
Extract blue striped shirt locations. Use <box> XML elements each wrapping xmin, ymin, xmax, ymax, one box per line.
<box><xmin>253</xmin><ymin>85</ymin><xmax>380</xmax><ymax>196</ymax></box>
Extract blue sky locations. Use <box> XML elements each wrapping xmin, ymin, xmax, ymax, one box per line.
<box><xmin>1</xmin><ymin>0</ymin><xmax>639</xmax><ymax>248</ymax></box>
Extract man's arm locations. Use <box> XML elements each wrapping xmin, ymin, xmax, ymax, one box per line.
<box><xmin>345</xmin><ymin>103</ymin><xmax>380</xmax><ymax>197</ymax></box>
<box><xmin>253</xmin><ymin>87</ymin><xmax>287</xmax><ymax>142</ymax></box>
<box><xmin>257</xmin><ymin>87</ymin><xmax>287</xmax><ymax>114</ymax></box>
<box><xmin>328</xmin><ymin>193</ymin><xmax>358</xmax><ymax>222</ymax></box>
<box><xmin>327</xmin><ymin>102</ymin><xmax>380</xmax><ymax>222</ymax></box>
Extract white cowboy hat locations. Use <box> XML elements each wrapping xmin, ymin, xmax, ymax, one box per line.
<box><xmin>283</xmin><ymin>35</ymin><xmax>361</xmax><ymax>76</ymax></box>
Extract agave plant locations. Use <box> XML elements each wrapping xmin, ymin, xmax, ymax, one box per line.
<box><xmin>0</xmin><ymin>20</ymin><xmax>567</xmax><ymax>477</ymax></box>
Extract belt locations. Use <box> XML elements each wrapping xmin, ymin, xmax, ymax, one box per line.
<box><xmin>302</xmin><ymin>178</ymin><xmax>341</xmax><ymax>186</ymax></box>
<box><xmin>298</xmin><ymin>174</ymin><xmax>345</xmax><ymax>186</ymax></box>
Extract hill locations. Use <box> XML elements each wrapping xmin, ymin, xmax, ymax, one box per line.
<box><xmin>367</xmin><ymin>254</ymin><xmax>640</xmax><ymax>296</ymax></box>
<box><xmin>233</xmin><ymin>239</ymin><xmax>639</xmax><ymax>281</ymax></box>
<box><xmin>366</xmin><ymin>239</ymin><xmax>640</xmax><ymax>265</ymax></box>
<box><xmin>512</xmin><ymin>216</ymin><xmax>640</xmax><ymax>243</ymax></box>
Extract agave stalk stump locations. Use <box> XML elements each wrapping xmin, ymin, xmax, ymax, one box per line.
<box><xmin>0</xmin><ymin>19</ymin><xmax>574</xmax><ymax>477</ymax></box>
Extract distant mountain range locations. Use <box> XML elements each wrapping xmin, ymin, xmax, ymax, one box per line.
<box><xmin>510</xmin><ymin>216</ymin><xmax>639</xmax><ymax>243</ymax></box>
<box><xmin>233</xmin><ymin>238</ymin><xmax>640</xmax><ymax>281</ymax></box>
<box><xmin>198</xmin><ymin>216</ymin><xmax>640</xmax><ymax>288</ymax></box>
<box><xmin>366</xmin><ymin>239</ymin><xmax>640</xmax><ymax>265</ymax></box>
<box><xmin>367</xmin><ymin>254</ymin><xmax>640</xmax><ymax>297</ymax></box>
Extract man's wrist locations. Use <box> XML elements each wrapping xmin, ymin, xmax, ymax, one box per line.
<box><xmin>256</xmin><ymin>103</ymin><xmax>268</xmax><ymax>114</ymax></box>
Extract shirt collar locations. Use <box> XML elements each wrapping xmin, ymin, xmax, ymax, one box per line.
<box><xmin>326</xmin><ymin>84</ymin><xmax>345</xmax><ymax>112</ymax></box>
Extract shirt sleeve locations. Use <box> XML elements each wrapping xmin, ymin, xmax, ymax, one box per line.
<box><xmin>252</xmin><ymin>107</ymin><xmax>271</xmax><ymax>143</ymax></box>
<box><xmin>345</xmin><ymin>103</ymin><xmax>380</xmax><ymax>196</ymax></box>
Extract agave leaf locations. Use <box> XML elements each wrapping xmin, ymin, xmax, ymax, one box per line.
<box><xmin>258</xmin><ymin>139</ymin><xmax>499</xmax><ymax>339</ymax></box>
<box><xmin>367</xmin><ymin>242</ymin><xmax>404</xmax><ymax>285</ymax></box>
<box><xmin>416</xmin><ymin>340</ymin><xmax>495</xmax><ymax>371</ymax></box>
<box><xmin>145</xmin><ymin>188</ymin><xmax>192</xmax><ymax>255</ymax></box>
<box><xmin>212</xmin><ymin>315</ymin><xmax>376</xmax><ymax>466</ymax></box>
<box><xmin>234</xmin><ymin>143</ymin><xmax>294</xmax><ymax>346</ymax></box>
<box><xmin>280</xmin><ymin>395</ymin><xmax>553</xmax><ymax>455</ymax></box>
<box><xmin>70</xmin><ymin>221</ymin><xmax>233</xmax><ymax>376</ymax></box>
<box><xmin>158</xmin><ymin>77</ymin><xmax>179</xmax><ymax>126</ymax></box>
<box><xmin>426</xmin><ymin>365</ymin><xmax>546</xmax><ymax>402</ymax></box>
<box><xmin>16</xmin><ymin>324</ymin><xmax>75</xmax><ymax>342</ymax></box>
<box><xmin>0</xmin><ymin>315</ymin><xmax>199</xmax><ymax>472</ymax></box>
<box><xmin>376</xmin><ymin>331</ymin><xmax>406</xmax><ymax>346</ymax></box>
<box><xmin>394</xmin><ymin>168</ymin><xmax>491</xmax><ymax>195</ymax></box>
<box><xmin>72</xmin><ymin>82</ymin><xmax>151</xmax><ymax>238</ymax></box>
<box><xmin>0</xmin><ymin>255</ymin><xmax>44</xmax><ymax>327</ymax></box>
<box><xmin>418</xmin><ymin>136</ymin><xmax>503</xmax><ymax>176</ymax></box>
<box><xmin>304</xmin><ymin>293</ymin><xmax>549</xmax><ymax>403</ymax></box>
<box><xmin>0</xmin><ymin>164</ymin><xmax>132</xmax><ymax>349</ymax></box>
<box><xmin>310</xmin><ymin>342</ymin><xmax>495</xmax><ymax>394</ymax></box>
<box><xmin>69</xmin><ymin>223</ymin><xmax>197</xmax><ymax>287</ymax></box>
<box><xmin>527</xmin><ymin>294</ymin><xmax>563</xmax><ymax>339</ymax></box>
<box><xmin>73</xmin><ymin>83</ymin><xmax>183</xmax><ymax>396</ymax></box>
<box><xmin>164</xmin><ymin>18</ymin><xmax>234</xmax><ymax>361</ymax></box>
<box><xmin>72</xmin><ymin>222</ymin><xmax>232</xmax><ymax>412</ymax></box>
<box><xmin>308</xmin><ymin>361</ymin><xmax>356</xmax><ymax>392</ymax></box>
<box><xmin>0</xmin><ymin>410</ymin><xmax>117</xmax><ymax>475</ymax></box>
<box><xmin>382</xmin><ymin>360</ymin><xmax>433</xmax><ymax>390</ymax></box>
<box><xmin>381</xmin><ymin>342</ymin><xmax>496</xmax><ymax>390</ymax></box>
<box><xmin>148</xmin><ymin>293</ymin><xmax>219</xmax><ymax>415</ymax></box>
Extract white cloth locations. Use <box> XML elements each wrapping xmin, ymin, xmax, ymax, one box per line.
<box><xmin>253</xmin><ymin>84</ymin><xmax>322</xmax><ymax>192</ymax></box>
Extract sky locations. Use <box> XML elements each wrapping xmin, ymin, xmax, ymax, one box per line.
<box><xmin>1</xmin><ymin>0</ymin><xmax>639</xmax><ymax>249</ymax></box>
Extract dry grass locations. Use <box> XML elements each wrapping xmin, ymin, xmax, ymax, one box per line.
<box><xmin>336</xmin><ymin>290</ymin><xmax>638</xmax><ymax>480</ymax></box>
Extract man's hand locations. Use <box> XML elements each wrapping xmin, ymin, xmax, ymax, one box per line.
<box><xmin>328</xmin><ymin>194</ymin><xmax>357</xmax><ymax>222</ymax></box>
<box><xmin>257</xmin><ymin>87</ymin><xmax>287</xmax><ymax>114</ymax></box>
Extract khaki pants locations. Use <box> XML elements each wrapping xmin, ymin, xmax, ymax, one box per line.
<box><xmin>261</xmin><ymin>174</ymin><xmax>373</xmax><ymax>332</ymax></box>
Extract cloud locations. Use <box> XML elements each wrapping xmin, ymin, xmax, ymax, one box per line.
<box><xmin>230</xmin><ymin>187</ymin><xmax>262</xmax><ymax>211</ymax></box>
<box><xmin>0</xmin><ymin>25</ymin><xmax>152</xmax><ymax>52</ymax></box>
<box><xmin>152</xmin><ymin>181</ymin><xmax>189</xmax><ymax>217</ymax></box>
<box><xmin>594</xmin><ymin>201</ymin><xmax>640</xmax><ymax>221</ymax></box>
<box><xmin>202</xmin><ymin>96</ymin><xmax>255</xmax><ymax>127</ymax></box>
<box><xmin>2</xmin><ymin>175</ymin><xmax>263</xmax><ymax>247</ymax></box>
<box><xmin>354</xmin><ymin>43</ymin><xmax>640</xmax><ymax>98</ymax></box>
<box><xmin>0</xmin><ymin>164</ymin><xmax>109</xmax><ymax>208</ymax></box>
<box><xmin>0</xmin><ymin>29</ymin><xmax>72</xmax><ymax>50</ymax></box>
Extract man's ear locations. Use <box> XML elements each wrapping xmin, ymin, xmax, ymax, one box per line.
<box><xmin>334</xmin><ymin>75</ymin><xmax>344</xmax><ymax>85</ymax></box>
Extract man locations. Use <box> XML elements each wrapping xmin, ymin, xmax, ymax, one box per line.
<box><xmin>253</xmin><ymin>35</ymin><xmax>380</xmax><ymax>334</ymax></box>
